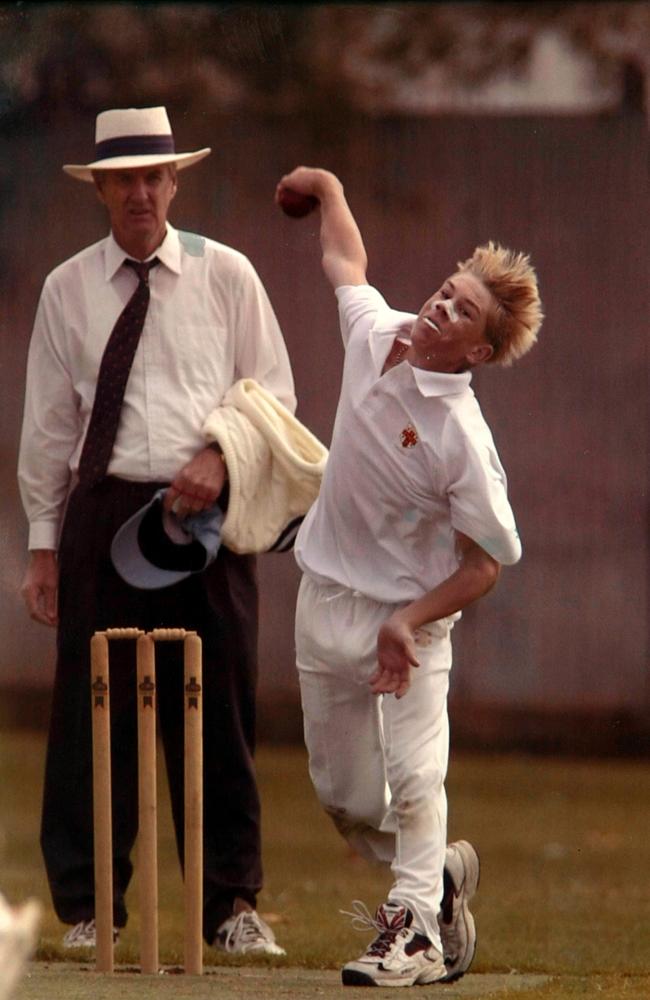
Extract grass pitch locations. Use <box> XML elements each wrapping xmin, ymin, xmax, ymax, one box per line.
<box><xmin>2</xmin><ymin>729</ymin><xmax>650</xmax><ymax>997</ymax></box>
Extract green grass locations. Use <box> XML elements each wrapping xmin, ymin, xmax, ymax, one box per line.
<box><xmin>2</xmin><ymin>729</ymin><xmax>650</xmax><ymax>994</ymax></box>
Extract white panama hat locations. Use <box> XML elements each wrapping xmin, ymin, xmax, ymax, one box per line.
<box><xmin>63</xmin><ymin>106</ymin><xmax>211</xmax><ymax>182</ymax></box>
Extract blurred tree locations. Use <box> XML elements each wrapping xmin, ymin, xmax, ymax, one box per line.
<box><xmin>0</xmin><ymin>2</ymin><xmax>647</xmax><ymax>127</ymax></box>
<box><xmin>0</xmin><ymin>4</ymin><xmax>311</xmax><ymax>122</ymax></box>
<box><xmin>306</xmin><ymin>3</ymin><xmax>647</xmax><ymax>115</ymax></box>
<box><xmin>564</xmin><ymin>1</ymin><xmax>649</xmax><ymax>113</ymax></box>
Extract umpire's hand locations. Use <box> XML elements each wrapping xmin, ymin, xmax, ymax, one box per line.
<box><xmin>21</xmin><ymin>549</ymin><xmax>58</xmax><ymax>626</ymax></box>
<box><xmin>164</xmin><ymin>446</ymin><xmax>227</xmax><ymax>519</ymax></box>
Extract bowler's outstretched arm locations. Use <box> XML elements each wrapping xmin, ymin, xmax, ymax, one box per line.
<box><xmin>276</xmin><ymin>167</ymin><xmax>367</xmax><ymax>288</ymax></box>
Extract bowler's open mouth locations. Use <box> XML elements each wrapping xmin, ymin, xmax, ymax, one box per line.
<box><xmin>423</xmin><ymin>317</ymin><xmax>440</xmax><ymax>333</ymax></box>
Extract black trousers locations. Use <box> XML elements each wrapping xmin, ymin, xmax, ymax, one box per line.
<box><xmin>40</xmin><ymin>477</ymin><xmax>262</xmax><ymax>942</ymax></box>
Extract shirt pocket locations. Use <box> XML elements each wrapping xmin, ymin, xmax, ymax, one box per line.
<box><xmin>175</xmin><ymin>324</ymin><xmax>232</xmax><ymax>391</ymax></box>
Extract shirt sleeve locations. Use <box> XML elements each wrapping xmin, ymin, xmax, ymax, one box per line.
<box><xmin>441</xmin><ymin>408</ymin><xmax>522</xmax><ymax>566</ymax></box>
<box><xmin>17</xmin><ymin>276</ymin><xmax>81</xmax><ymax>550</ymax></box>
<box><xmin>335</xmin><ymin>284</ymin><xmax>390</xmax><ymax>348</ymax></box>
<box><xmin>232</xmin><ymin>256</ymin><xmax>296</xmax><ymax>414</ymax></box>
<box><xmin>335</xmin><ymin>284</ymin><xmax>418</xmax><ymax>368</ymax></box>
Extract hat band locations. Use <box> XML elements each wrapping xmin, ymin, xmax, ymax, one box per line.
<box><xmin>95</xmin><ymin>134</ymin><xmax>176</xmax><ymax>160</ymax></box>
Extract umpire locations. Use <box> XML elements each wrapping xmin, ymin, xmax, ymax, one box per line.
<box><xmin>18</xmin><ymin>106</ymin><xmax>293</xmax><ymax>956</ymax></box>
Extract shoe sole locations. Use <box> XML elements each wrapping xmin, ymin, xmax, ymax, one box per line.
<box><xmin>439</xmin><ymin>840</ymin><xmax>480</xmax><ymax>983</ymax></box>
<box><xmin>342</xmin><ymin>965</ymin><xmax>446</xmax><ymax>988</ymax></box>
<box><xmin>342</xmin><ymin>968</ymin><xmax>426</xmax><ymax>987</ymax></box>
<box><xmin>214</xmin><ymin>944</ymin><xmax>286</xmax><ymax>956</ymax></box>
<box><xmin>342</xmin><ymin>968</ymin><xmax>383</xmax><ymax>986</ymax></box>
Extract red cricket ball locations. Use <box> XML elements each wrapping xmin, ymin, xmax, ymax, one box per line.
<box><xmin>277</xmin><ymin>187</ymin><xmax>319</xmax><ymax>219</ymax></box>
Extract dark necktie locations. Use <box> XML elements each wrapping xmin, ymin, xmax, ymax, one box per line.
<box><xmin>77</xmin><ymin>258</ymin><xmax>158</xmax><ymax>487</ymax></box>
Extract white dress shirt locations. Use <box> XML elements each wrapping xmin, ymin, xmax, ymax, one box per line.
<box><xmin>18</xmin><ymin>224</ymin><xmax>296</xmax><ymax>550</ymax></box>
<box><xmin>294</xmin><ymin>284</ymin><xmax>521</xmax><ymax>605</ymax></box>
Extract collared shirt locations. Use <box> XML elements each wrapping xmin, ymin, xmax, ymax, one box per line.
<box><xmin>294</xmin><ymin>284</ymin><xmax>521</xmax><ymax>605</ymax></box>
<box><xmin>18</xmin><ymin>224</ymin><xmax>296</xmax><ymax>550</ymax></box>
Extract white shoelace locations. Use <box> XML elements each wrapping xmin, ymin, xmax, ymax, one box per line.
<box><xmin>340</xmin><ymin>899</ymin><xmax>380</xmax><ymax>933</ymax></box>
<box><xmin>223</xmin><ymin>910</ymin><xmax>273</xmax><ymax>950</ymax></box>
<box><xmin>340</xmin><ymin>900</ymin><xmax>411</xmax><ymax>961</ymax></box>
<box><xmin>340</xmin><ymin>899</ymin><xmax>407</xmax><ymax>934</ymax></box>
<box><xmin>65</xmin><ymin>919</ymin><xmax>96</xmax><ymax>943</ymax></box>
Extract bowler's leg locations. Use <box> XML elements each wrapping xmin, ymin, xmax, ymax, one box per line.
<box><xmin>382</xmin><ymin>623</ymin><xmax>452</xmax><ymax>949</ymax></box>
<box><xmin>295</xmin><ymin>575</ymin><xmax>396</xmax><ymax>864</ymax></box>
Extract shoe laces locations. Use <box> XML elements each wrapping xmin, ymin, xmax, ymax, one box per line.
<box><xmin>67</xmin><ymin>919</ymin><xmax>95</xmax><ymax>941</ymax></box>
<box><xmin>224</xmin><ymin>909</ymin><xmax>273</xmax><ymax>949</ymax></box>
<box><xmin>340</xmin><ymin>900</ymin><xmax>409</xmax><ymax>958</ymax></box>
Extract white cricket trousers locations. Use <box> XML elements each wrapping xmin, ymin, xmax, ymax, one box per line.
<box><xmin>295</xmin><ymin>573</ymin><xmax>453</xmax><ymax>948</ymax></box>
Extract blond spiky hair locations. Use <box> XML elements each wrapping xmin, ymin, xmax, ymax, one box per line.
<box><xmin>457</xmin><ymin>241</ymin><xmax>543</xmax><ymax>366</ymax></box>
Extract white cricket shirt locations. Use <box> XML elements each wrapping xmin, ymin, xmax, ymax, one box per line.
<box><xmin>294</xmin><ymin>284</ymin><xmax>521</xmax><ymax>604</ymax></box>
<box><xmin>18</xmin><ymin>224</ymin><xmax>296</xmax><ymax>550</ymax></box>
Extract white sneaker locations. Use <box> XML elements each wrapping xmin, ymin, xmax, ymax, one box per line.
<box><xmin>341</xmin><ymin>901</ymin><xmax>446</xmax><ymax>987</ymax></box>
<box><xmin>213</xmin><ymin>899</ymin><xmax>285</xmax><ymax>956</ymax></box>
<box><xmin>438</xmin><ymin>840</ymin><xmax>480</xmax><ymax>981</ymax></box>
<box><xmin>62</xmin><ymin>919</ymin><xmax>119</xmax><ymax>949</ymax></box>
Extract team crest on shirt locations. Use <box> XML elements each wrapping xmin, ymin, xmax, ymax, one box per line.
<box><xmin>400</xmin><ymin>424</ymin><xmax>419</xmax><ymax>448</ymax></box>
